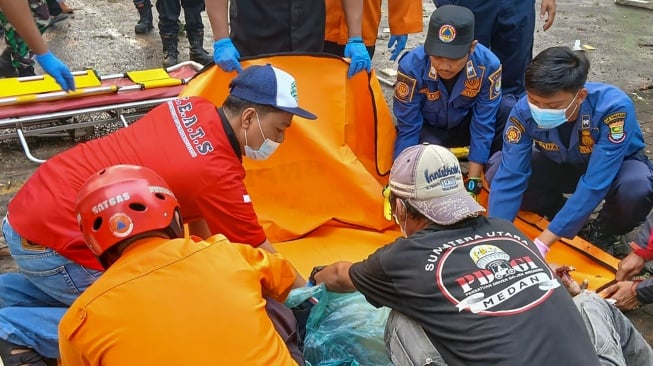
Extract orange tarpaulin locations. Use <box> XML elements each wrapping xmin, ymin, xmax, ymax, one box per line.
<box><xmin>181</xmin><ymin>54</ymin><xmax>616</xmax><ymax>290</ymax></box>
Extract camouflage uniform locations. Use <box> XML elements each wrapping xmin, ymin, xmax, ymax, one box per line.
<box><xmin>0</xmin><ymin>0</ymin><xmax>50</xmax><ymax>74</ymax></box>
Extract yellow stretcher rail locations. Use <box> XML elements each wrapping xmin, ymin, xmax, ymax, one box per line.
<box><xmin>0</xmin><ymin>70</ymin><xmax>102</xmax><ymax>98</ymax></box>
<box><xmin>0</xmin><ymin>67</ymin><xmax>187</xmax><ymax>107</ymax></box>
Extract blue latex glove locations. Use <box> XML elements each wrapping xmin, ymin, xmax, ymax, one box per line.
<box><xmin>344</xmin><ymin>37</ymin><xmax>371</xmax><ymax>78</ymax></box>
<box><xmin>34</xmin><ymin>51</ymin><xmax>75</xmax><ymax>92</ymax></box>
<box><xmin>213</xmin><ymin>37</ymin><xmax>242</xmax><ymax>73</ymax></box>
<box><xmin>388</xmin><ymin>34</ymin><xmax>408</xmax><ymax>61</ymax></box>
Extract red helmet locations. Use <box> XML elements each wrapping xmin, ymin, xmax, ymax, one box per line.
<box><xmin>75</xmin><ymin>165</ymin><xmax>181</xmax><ymax>256</ymax></box>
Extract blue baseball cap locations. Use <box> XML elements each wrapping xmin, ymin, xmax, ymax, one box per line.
<box><xmin>229</xmin><ymin>64</ymin><xmax>317</xmax><ymax>120</ymax></box>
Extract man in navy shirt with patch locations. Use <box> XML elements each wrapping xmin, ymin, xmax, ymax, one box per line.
<box><xmin>487</xmin><ymin>47</ymin><xmax>653</xmax><ymax>257</ymax></box>
<box><xmin>313</xmin><ymin>144</ymin><xmax>600</xmax><ymax>366</ymax></box>
<box><xmin>393</xmin><ymin>6</ymin><xmax>514</xmax><ymax>197</ymax></box>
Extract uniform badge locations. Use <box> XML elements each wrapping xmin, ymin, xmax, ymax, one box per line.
<box><xmin>439</xmin><ymin>25</ymin><xmax>456</xmax><ymax>43</ymax></box>
<box><xmin>462</xmin><ymin>78</ymin><xmax>481</xmax><ymax>98</ymax></box>
<box><xmin>608</xmin><ymin>120</ymin><xmax>626</xmax><ymax>143</ymax></box>
<box><xmin>428</xmin><ymin>65</ymin><xmax>438</xmax><ymax>80</ymax></box>
<box><xmin>580</xmin><ymin>130</ymin><xmax>594</xmax><ymax>147</ymax></box>
<box><xmin>109</xmin><ymin>213</ymin><xmax>134</xmax><ymax>238</ymax></box>
<box><xmin>488</xmin><ymin>67</ymin><xmax>502</xmax><ymax>100</ymax></box>
<box><xmin>581</xmin><ymin>114</ymin><xmax>591</xmax><ymax>130</ymax></box>
<box><xmin>509</xmin><ymin>117</ymin><xmax>525</xmax><ymax>132</ymax></box>
<box><xmin>466</xmin><ymin>60</ymin><xmax>477</xmax><ymax>79</ymax></box>
<box><xmin>419</xmin><ymin>88</ymin><xmax>441</xmax><ymax>101</ymax></box>
<box><xmin>535</xmin><ymin>140</ymin><xmax>560</xmax><ymax>151</ymax></box>
<box><xmin>394</xmin><ymin>71</ymin><xmax>417</xmax><ymax>103</ymax></box>
<box><xmin>505</xmin><ymin>125</ymin><xmax>522</xmax><ymax>144</ymax></box>
<box><xmin>603</xmin><ymin>111</ymin><xmax>627</xmax><ymax>125</ymax></box>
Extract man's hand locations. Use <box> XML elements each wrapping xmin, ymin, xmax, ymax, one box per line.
<box><xmin>344</xmin><ymin>37</ymin><xmax>371</xmax><ymax>78</ymax></box>
<box><xmin>603</xmin><ymin>281</ymin><xmax>642</xmax><ymax>311</ymax></box>
<box><xmin>555</xmin><ymin>265</ymin><xmax>587</xmax><ymax>296</ymax></box>
<box><xmin>540</xmin><ymin>0</ymin><xmax>556</xmax><ymax>31</ymax></box>
<box><xmin>213</xmin><ymin>37</ymin><xmax>242</xmax><ymax>73</ymax></box>
<box><xmin>616</xmin><ymin>251</ymin><xmax>646</xmax><ymax>281</ymax></box>
<box><xmin>34</xmin><ymin>51</ymin><xmax>75</xmax><ymax>92</ymax></box>
<box><xmin>388</xmin><ymin>35</ymin><xmax>407</xmax><ymax>61</ymax></box>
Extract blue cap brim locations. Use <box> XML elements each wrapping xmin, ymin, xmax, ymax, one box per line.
<box><xmin>277</xmin><ymin>106</ymin><xmax>318</xmax><ymax>120</ymax></box>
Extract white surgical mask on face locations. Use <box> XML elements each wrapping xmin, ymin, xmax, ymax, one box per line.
<box><xmin>244</xmin><ymin>112</ymin><xmax>280</xmax><ymax>160</ymax></box>
<box><xmin>528</xmin><ymin>92</ymin><xmax>580</xmax><ymax>129</ymax></box>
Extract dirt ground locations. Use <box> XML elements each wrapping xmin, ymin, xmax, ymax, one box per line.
<box><xmin>1</xmin><ymin>0</ymin><xmax>653</xmax><ymax>347</ymax></box>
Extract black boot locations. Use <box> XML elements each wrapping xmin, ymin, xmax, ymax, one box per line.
<box><xmin>160</xmin><ymin>32</ymin><xmax>179</xmax><ymax>67</ymax></box>
<box><xmin>16</xmin><ymin>64</ymin><xmax>35</xmax><ymax>77</ymax></box>
<box><xmin>0</xmin><ymin>48</ymin><xmax>17</xmax><ymax>78</ymax></box>
<box><xmin>187</xmin><ymin>31</ymin><xmax>213</xmax><ymax>66</ymax></box>
<box><xmin>134</xmin><ymin>2</ymin><xmax>153</xmax><ymax>34</ymax></box>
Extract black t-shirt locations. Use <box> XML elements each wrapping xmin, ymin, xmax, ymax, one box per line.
<box><xmin>229</xmin><ymin>0</ymin><xmax>326</xmax><ymax>57</ymax></box>
<box><xmin>350</xmin><ymin>216</ymin><xmax>600</xmax><ymax>366</ymax></box>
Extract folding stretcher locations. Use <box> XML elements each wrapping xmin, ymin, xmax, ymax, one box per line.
<box><xmin>0</xmin><ymin>61</ymin><xmax>204</xmax><ymax>163</ymax></box>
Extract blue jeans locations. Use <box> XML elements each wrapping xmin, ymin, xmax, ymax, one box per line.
<box><xmin>384</xmin><ymin>311</ymin><xmax>446</xmax><ymax>366</ymax></box>
<box><xmin>574</xmin><ymin>292</ymin><xmax>653</xmax><ymax>366</ymax></box>
<box><xmin>0</xmin><ymin>215</ymin><xmax>103</xmax><ymax>358</ymax></box>
<box><xmin>384</xmin><ymin>295</ymin><xmax>653</xmax><ymax>366</ymax></box>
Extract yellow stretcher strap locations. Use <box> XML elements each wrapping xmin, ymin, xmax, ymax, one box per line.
<box><xmin>126</xmin><ymin>68</ymin><xmax>181</xmax><ymax>89</ymax></box>
<box><xmin>0</xmin><ymin>70</ymin><xmax>101</xmax><ymax>98</ymax></box>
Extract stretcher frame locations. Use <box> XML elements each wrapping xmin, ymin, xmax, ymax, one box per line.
<box><xmin>0</xmin><ymin>61</ymin><xmax>204</xmax><ymax>163</ymax></box>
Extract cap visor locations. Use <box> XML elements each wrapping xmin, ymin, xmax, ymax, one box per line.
<box><xmin>278</xmin><ymin>106</ymin><xmax>318</xmax><ymax>120</ymax></box>
<box><xmin>409</xmin><ymin>191</ymin><xmax>485</xmax><ymax>225</ymax></box>
<box><xmin>424</xmin><ymin>43</ymin><xmax>471</xmax><ymax>60</ymax></box>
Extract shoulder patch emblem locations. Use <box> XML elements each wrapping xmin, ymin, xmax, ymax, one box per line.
<box><xmin>603</xmin><ymin>112</ymin><xmax>627</xmax><ymax>125</ymax></box>
<box><xmin>488</xmin><ymin>67</ymin><xmax>502</xmax><ymax>100</ymax></box>
<box><xmin>394</xmin><ymin>71</ymin><xmax>417</xmax><ymax>103</ymax></box>
<box><xmin>608</xmin><ymin>120</ymin><xmax>626</xmax><ymax>143</ymax></box>
<box><xmin>505</xmin><ymin>125</ymin><xmax>521</xmax><ymax>144</ymax></box>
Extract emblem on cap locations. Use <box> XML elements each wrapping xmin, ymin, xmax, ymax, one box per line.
<box><xmin>290</xmin><ymin>81</ymin><xmax>298</xmax><ymax>101</ymax></box>
<box><xmin>439</xmin><ymin>25</ymin><xmax>456</xmax><ymax>43</ymax></box>
<box><xmin>109</xmin><ymin>212</ymin><xmax>134</xmax><ymax>238</ymax></box>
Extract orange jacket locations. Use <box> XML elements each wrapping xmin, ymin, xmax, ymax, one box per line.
<box><xmin>325</xmin><ymin>0</ymin><xmax>423</xmax><ymax>46</ymax></box>
<box><xmin>59</xmin><ymin>235</ymin><xmax>298</xmax><ymax>366</ymax></box>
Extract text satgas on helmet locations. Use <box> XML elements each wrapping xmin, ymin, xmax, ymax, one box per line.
<box><xmin>91</xmin><ymin>192</ymin><xmax>130</xmax><ymax>215</ymax></box>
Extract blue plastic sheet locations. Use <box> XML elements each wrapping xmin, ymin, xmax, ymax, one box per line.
<box><xmin>286</xmin><ymin>285</ymin><xmax>392</xmax><ymax>366</ymax></box>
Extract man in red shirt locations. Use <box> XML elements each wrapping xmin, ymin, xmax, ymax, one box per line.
<box><xmin>0</xmin><ymin>64</ymin><xmax>316</xmax><ymax>364</ymax></box>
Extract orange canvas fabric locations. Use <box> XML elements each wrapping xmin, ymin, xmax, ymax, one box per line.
<box><xmin>324</xmin><ymin>0</ymin><xmax>423</xmax><ymax>47</ymax></box>
<box><xmin>58</xmin><ymin>235</ymin><xmax>297</xmax><ymax>365</ymax></box>
<box><xmin>180</xmin><ymin>55</ymin><xmax>616</xmax><ymax>291</ymax></box>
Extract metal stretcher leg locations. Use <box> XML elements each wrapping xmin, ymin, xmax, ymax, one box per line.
<box><xmin>15</xmin><ymin>126</ymin><xmax>45</xmax><ymax>164</ymax></box>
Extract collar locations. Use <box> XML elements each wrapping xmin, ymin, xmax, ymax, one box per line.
<box><xmin>217</xmin><ymin>107</ymin><xmax>242</xmax><ymax>162</ymax></box>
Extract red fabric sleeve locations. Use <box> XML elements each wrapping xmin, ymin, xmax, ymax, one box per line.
<box><xmin>196</xmin><ymin>171</ymin><xmax>267</xmax><ymax>247</ymax></box>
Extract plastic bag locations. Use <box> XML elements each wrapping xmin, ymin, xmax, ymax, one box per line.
<box><xmin>286</xmin><ymin>285</ymin><xmax>392</xmax><ymax>366</ymax></box>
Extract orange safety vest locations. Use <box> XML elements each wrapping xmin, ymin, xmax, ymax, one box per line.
<box><xmin>324</xmin><ymin>0</ymin><xmax>423</xmax><ymax>47</ymax></box>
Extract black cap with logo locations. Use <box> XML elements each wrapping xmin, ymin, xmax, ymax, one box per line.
<box><xmin>424</xmin><ymin>5</ymin><xmax>475</xmax><ymax>59</ymax></box>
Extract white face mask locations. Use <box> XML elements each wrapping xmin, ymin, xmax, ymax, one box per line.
<box><xmin>244</xmin><ymin>112</ymin><xmax>280</xmax><ymax>160</ymax></box>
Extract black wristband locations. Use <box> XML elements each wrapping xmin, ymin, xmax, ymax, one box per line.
<box><xmin>466</xmin><ymin>178</ymin><xmax>482</xmax><ymax>195</ymax></box>
<box><xmin>309</xmin><ymin>265</ymin><xmax>326</xmax><ymax>285</ymax></box>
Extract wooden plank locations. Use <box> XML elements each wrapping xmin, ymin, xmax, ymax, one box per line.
<box><xmin>615</xmin><ymin>0</ymin><xmax>653</xmax><ymax>11</ymax></box>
